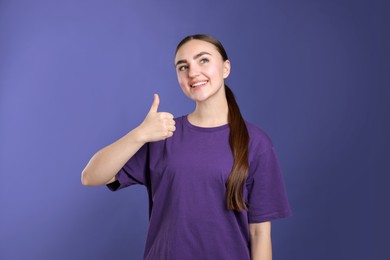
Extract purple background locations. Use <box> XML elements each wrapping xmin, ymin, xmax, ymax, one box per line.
<box><xmin>0</xmin><ymin>0</ymin><xmax>388</xmax><ymax>259</ymax></box>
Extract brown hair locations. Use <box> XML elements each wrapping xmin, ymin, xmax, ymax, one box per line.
<box><xmin>175</xmin><ymin>34</ymin><xmax>250</xmax><ymax>211</ymax></box>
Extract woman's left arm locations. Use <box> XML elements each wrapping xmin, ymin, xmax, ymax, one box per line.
<box><xmin>249</xmin><ymin>221</ymin><xmax>272</xmax><ymax>260</ymax></box>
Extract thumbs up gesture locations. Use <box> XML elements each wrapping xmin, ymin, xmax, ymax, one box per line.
<box><xmin>137</xmin><ymin>94</ymin><xmax>176</xmax><ymax>143</ymax></box>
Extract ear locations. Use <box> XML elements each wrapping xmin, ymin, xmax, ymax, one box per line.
<box><xmin>223</xmin><ymin>60</ymin><xmax>231</xmax><ymax>79</ymax></box>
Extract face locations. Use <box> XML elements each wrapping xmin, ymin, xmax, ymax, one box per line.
<box><xmin>174</xmin><ymin>39</ymin><xmax>230</xmax><ymax>103</ymax></box>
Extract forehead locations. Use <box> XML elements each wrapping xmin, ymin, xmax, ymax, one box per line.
<box><xmin>175</xmin><ymin>39</ymin><xmax>220</xmax><ymax>62</ymax></box>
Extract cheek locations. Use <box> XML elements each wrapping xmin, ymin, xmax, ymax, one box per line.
<box><xmin>207</xmin><ymin>63</ymin><xmax>225</xmax><ymax>78</ymax></box>
<box><xmin>209</xmin><ymin>68</ymin><xmax>224</xmax><ymax>81</ymax></box>
<box><xmin>177</xmin><ymin>75</ymin><xmax>185</xmax><ymax>86</ymax></box>
<box><xmin>177</xmin><ymin>75</ymin><xmax>189</xmax><ymax>92</ymax></box>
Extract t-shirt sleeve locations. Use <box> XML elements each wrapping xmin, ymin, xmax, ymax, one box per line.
<box><xmin>247</xmin><ymin>146</ymin><xmax>292</xmax><ymax>223</ymax></box>
<box><xmin>106</xmin><ymin>143</ymin><xmax>149</xmax><ymax>191</ymax></box>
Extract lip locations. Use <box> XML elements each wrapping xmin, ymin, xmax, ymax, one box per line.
<box><xmin>189</xmin><ymin>80</ymin><xmax>208</xmax><ymax>88</ymax></box>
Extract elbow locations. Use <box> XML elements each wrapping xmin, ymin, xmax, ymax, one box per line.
<box><xmin>81</xmin><ymin>169</ymin><xmax>91</xmax><ymax>186</ymax></box>
<box><xmin>81</xmin><ymin>169</ymin><xmax>112</xmax><ymax>186</ymax></box>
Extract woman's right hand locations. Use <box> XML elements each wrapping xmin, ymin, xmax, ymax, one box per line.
<box><xmin>81</xmin><ymin>94</ymin><xmax>175</xmax><ymax>186</ymax></box>
<box><xmin>137</xmin><ymin>94</ymin><xmax>176</xmax><ymax>143</ymax></box>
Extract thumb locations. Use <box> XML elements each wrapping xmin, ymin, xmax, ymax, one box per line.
<box><xmin>149</xmin><ymin>93</ymin><xmax>160</xmax><ymax>113</ymax></box>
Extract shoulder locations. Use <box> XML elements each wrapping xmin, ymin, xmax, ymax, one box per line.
<box><xmin>173</xmin><ymin>115</ymin><xmax>186</xmax><ymax>125</ymax></box>
<box><xmin>245</xmin><ymin>121</ymin><xmax>274</xmax><ymax>154</ymax></box>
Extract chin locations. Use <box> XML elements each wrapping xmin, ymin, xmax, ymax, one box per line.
<box><xmin>192</xmin><ymin>94</ymin><xmax>213</xmax><ymax>103</ymax></box>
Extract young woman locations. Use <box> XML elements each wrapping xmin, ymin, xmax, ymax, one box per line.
<box><xmin>82</xmin><ymin>34</ymin><xmax>291</xmax><ymax>260</ymax></box>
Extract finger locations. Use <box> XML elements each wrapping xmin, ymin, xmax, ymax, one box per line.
<box><xmin>166</xmin><ymin>131</ymin><xmax>174</xmax><ymax>138</ymax></box>
<box><xmin>162</xmin><ymin>118</ymin><xmax>175</xmax><ymax>126</ymax></box>
<box><xmin>168</xmin><ymin>125</ymin><xmax>176</xmax><ymax>132</ymax></box>
<box><xmin>149</xmin><ymin>93</ymin><xmax>160</xmax><ymax>113</ymax></box>
<box><xmin>160</xmin><ymin>112</ymin><xmax>174</xmax><ymax>119</ymax></box>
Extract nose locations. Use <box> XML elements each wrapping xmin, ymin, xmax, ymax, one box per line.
<box><xmin>188</xmin><ymin>64</ymin><xmax>200</xmax><ymax>78</ymax></box>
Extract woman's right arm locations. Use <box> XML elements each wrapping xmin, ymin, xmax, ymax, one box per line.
<box><xmin>81</xmin><ymin>94</ymin><xmax>175</xmax><ymax>186</ymax></box>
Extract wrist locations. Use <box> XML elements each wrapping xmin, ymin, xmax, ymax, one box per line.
<box><xmin>131</xmin><ymin>126</ymin><xmax>147</xmax><ymax>144</ymax></box>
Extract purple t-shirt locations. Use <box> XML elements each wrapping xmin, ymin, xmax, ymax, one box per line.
<box><xmin>107</xmin><ymin>116</ymin><xmax>291</xmax><ymax>260</ymax></box>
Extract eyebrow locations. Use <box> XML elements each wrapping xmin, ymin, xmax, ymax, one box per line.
<box><xmin>175</xmin><ymin>51</ymin><xmax>212</xmax><ymax>67</ymax></box>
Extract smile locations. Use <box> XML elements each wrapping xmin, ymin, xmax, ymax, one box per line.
<box><xmin>191</xmin><ymin>81</ymin><xmax>208</xmax><ymax>88</ymax></box>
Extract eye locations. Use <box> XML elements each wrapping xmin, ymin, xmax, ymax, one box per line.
<box><xmin>200</xmin><ymin>58</ymin><xmax>209</xmax><ymax>64</ymax></box>
<box><xmin>178</xmin><ymin>65</ymin><xmax>188</xmax><ymax>71</ymax></box>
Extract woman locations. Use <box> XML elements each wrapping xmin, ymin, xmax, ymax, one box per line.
<box><xmin>82</xmin><ymin>34</ymin><xmax>291</xmax><ymax>260</ymax></box>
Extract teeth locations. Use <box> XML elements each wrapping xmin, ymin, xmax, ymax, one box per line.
<box><xmin>191</xmin><ymin>81</ymin><xmax>207</xmax><ymax>88</ymax></box>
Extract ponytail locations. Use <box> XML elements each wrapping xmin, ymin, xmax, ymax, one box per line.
<box><xmin>225</xmin><ymin>85</ymin><xmax>249</xmax><ymax>211</ymax></box>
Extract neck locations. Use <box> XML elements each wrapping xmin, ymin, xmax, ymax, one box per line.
<box><xmin>188</xmin><ymin>96</ymin><xmax>229</xmax><ymax>127</ymax></box>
